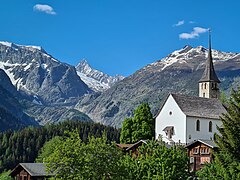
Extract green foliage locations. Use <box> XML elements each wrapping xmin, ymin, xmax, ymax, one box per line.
<box><xmin>121</xmin><ymin>140</ymin><xmax>190</xmax><ymax>179</ymax></box>
<box><xmin>220</xmin><ymin>91</ymin><xmax>229</xmax><ymax>105</ymax></box>
<box><xmin>36</xmin><ymin>136</ymin><xmax>63</xmax><ymax>163</ymax></box>
<box><xmin>46</xmin><ymin>131</ymin><xmax>126</xmax><ymax>180</ymax></box>
<box><xmin>120</xmin><ymin>103</ymin><xmax>154</xmax><ymax>143</ymax></box>
<box><xmin>0</xmin><ymin>120</ymin><xmax>120</xmax><ymax>173</ymax></box>
<box><xmin>198</xmin><ymin>86</ymin><xmax>240</xmax><ymax>179</ymax></box>
<box><xmin>215</xmin><ymin>87</ymin><xmax>240</xmax><ymax>160</ymax></box>
<box><xmin>120</xmin><ymin>118</ymin><xmax>133</xmax><ymax>143</ymax></box>
<box><xmin>197</xmin><ymin>152</ymin><xmax>240</xmax><ymax>179</ymax></box>
<box><xmin>0</xmin><ymin>171</ymin><xmax>13</xmax><ymax>180</ymax></box>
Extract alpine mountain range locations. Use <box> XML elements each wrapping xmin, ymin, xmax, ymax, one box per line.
<box><xmin>0</xmin><ymin>41</ymin><xmax>240</xmax><ymax>130</ymax></box>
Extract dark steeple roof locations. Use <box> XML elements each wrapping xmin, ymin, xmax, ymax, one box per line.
<box><xmin>199</xmin><ymin>30</ymin><xmax>220</xmax><ymax>83</ymax></box>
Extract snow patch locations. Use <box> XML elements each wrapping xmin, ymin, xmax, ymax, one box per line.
<box><xmin>0</xmin><ymin>41</ymin><xmax>12</xmax><ymax>47</ymax></box>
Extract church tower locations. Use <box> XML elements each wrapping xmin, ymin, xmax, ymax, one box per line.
<box><xmin>199</xmin><ymin>30</ymin><xmax>220</xmax><ymax>98</ymax></box>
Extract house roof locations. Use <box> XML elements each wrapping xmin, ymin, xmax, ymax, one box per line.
<box><xmin>186</xmin><ymin>139</ymin><xmax>217</xmax><ymax>149</ymax></box>
<box><xmin>10</xmin><ymin>163</ymin><xmax>55</xmax><ymax>177</ymax></box>
<box><xmin>126</xmin><ymin>140</ymin><xmax>148</xmax><ymax>151</ymax></box>
<box><xmin>171</xmin><ymin>93</ymin><xmax>226</xmax><ymax>119</ymax></box>
<box><xmin>116</xmin><ymin>143</ymin><xmax>134</xmax><ymax>149</ymax></box>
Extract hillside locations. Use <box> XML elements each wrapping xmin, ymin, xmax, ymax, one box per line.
<box><xmin>76</xmin><ymin>45</ymin><xmax>240</xmax><ymax>127</ymax></box>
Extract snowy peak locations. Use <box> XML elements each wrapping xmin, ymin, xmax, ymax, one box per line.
<box><xmin>76</xmin><ymin>59</ymin><xmax>125</xmax><ymax>92</ymax></box>
<box><xmin>144</xmin><ymin>45</ymin><xmax>239</xmax><ymax>72</ymax></box>
<box><xmin>0</xmin><ymin>41</ymin><xmax>46</xmax><ymax>53</ymax></box>
<box><xmin>0</xmin><ymin>41</ymin><xmax>90</xmax><ymax>105</ymax></box>
<box><xmin>76</xmin><ymin>59</ymin><xmax>94</xmax><ymax>74</ymax></box>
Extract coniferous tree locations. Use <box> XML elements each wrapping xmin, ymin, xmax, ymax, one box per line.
<box><xmin>120</xmin><ymin>103</ymin><xmax>154</xmax><ymax>143</ymax></box>
<box><xmin>120</xmin><ymin>118</ymin><xmax>133</xmax><ymax>143</ymax></box>
<box><xmin>215</xmin><ymin>87</ymin><xmax>240</xmax><ymax>161</ymax></box>
<box><xmin>198</xmin><ymin>87</ymin><xmax>240</xmax><ymax>179</ymax></box>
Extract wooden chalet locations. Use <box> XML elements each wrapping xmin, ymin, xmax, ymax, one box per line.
<box><xmin>117</xmin><ymin>140</ymin><xmax>148</xmax><ymax>156</ymax></box>
<box><xmin>186</xmin><ymin>139</ymin><xmax>218</xmax><ymax>172</ymax></box>
<box><xmin>10</xmin><ymin>163</ymin><xmax>55</xmax><ymax>180</ymax></box>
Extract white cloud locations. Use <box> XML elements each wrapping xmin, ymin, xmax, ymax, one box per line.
<box><xmin>33</xmin><ymin>4</ymin><xmax>56</xmax><ymax>15</ymax></box>
<box><xmin>173</xmin><ymin>20</ymin><xmax>185</xmax><ymax>27</ymax></box>
<box><xmin>189</xmin><ymin>21</ymin><xmax>195</xmax><ymax>24</ymax></box>
<box><xmin>179</xmin><ymin>27</ymin><xmax>208</xmax><ymax>39</ymax></box>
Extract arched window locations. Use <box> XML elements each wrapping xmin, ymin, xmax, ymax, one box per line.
<box><xmin>196</xmin><ymin>120</ymin><xmax>200</xmax><ymax>131</ymax></box>
<box><xmin>209</xmin><ymin>121</ymin><xmax>212</xmax><ymax>132</ymax></box>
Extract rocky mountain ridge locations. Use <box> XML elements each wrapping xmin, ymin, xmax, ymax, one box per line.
<box><xmin>0</xmin><ymin>41</ymin><xmax>91</xmax><ymax>106</ymax></box>
<box><xmin>76</xmin><ymin>59</ymin><xmax>124</xmax><ymax>92</ymax></box>
<box><xmin>0</xmin><ymin>41</ymin><xmax>93</xmax><ymax>129</ymax></box>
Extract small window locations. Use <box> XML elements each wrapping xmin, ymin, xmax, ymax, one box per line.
<box><xmin>196</xmin><ymin>120</ymin><xmax>200</xmax><ymax>131</ymax></box>
<box><xmin>193</xmin><ymin>148</ymin><xmax>199</xmax><ymax>154</ymax></box>
<box><xmin>189</xmin><ymin>134</ymin><xmax>191</xmax><ymax>139</ymax></box>
<box><xmin>201</xmin><ymin>83</ymin><xmax>203</xmax><ymax>89</ymax></box>
<box><xmin>200</xmin><ymin>157</ymin><xmax>210</xmax><ymax>164</ymax></box>
<box><xmin>209</xmin><ymin>121</ymin><xmax>212</xmax><ymax>132</ymax></box>
<box><xmin>204</xmin><ymin>83</ymin><xmax>207</xmax><ymax>89</ymax></box>
<box><xmin>201</xmin><ymin>148</ymin><xmax>209</xmax><ymax>154</ymax></box>
<box><xmin>190</xmin><ymin>157</ymin><xmax>194</xmax><ymax>163</ymax></box>
<box><xmin>169</xmin><ymin>111</ymin><xmax>172</xmax><ymax>115</ymax></box>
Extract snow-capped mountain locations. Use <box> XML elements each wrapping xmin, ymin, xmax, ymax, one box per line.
<box><xmin>144</xmin><ymin>45</ymin><xmax>239</xmax><ymax>72</ymax></box>
<box><xmin>76</xmin><ymin>59</ymin><xmax>124</xmax><ymax>92</ymax></box>
<box><xmin>76</xmin><ymin>45</ymin><xmax>240</xmax><ymax>127</ymax></box>
<box><xmin>0</xmin><ymin>41</ymin><xmax>91</xmax><ymax>105</ymax></box>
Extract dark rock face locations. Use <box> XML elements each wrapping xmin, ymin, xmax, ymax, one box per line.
<box><xmin>76</xmin><ymin>46</ymin><xmax>240</xmax><ymax>127</ymax></box>
<box><xmin>0</xmin><ymin>70</ymin><xmax>38</xmax><ymax>131</ymax></box>
<box><xmin>0</xmin><ymin>42</ymin><xmax>91</xmax><ymax>105</ymax></box>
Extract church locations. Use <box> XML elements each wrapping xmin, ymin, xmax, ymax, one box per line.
<box><xmin>155</xmin><ymin>33</ymin><xmax>226</xmax><ymax>144</ymax></box>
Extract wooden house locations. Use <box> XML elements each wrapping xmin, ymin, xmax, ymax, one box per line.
<box><xmin>117</xmin><ymin>140</ymin><xmax>148</xmax><ymax>156</ymax></box>
<box><xmin>10</xmin><ymin>163</ymin><xmax>55</xmax><ymax>180</ymax></box>
<box><xmin>186</xmin><ymin>139</ymin><xmax>218</xmax><ymax>172</ymax></box>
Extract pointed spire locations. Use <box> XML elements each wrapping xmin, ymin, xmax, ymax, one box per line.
<box><xmin>199</xmin><ymin>29</ymin><xmax>220</xmax><ymax>83</ymax></box>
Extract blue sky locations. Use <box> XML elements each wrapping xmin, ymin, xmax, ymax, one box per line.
<box><xmin>1</xmin><ymin>0</ymin><xmax>240</xmax><ymax>76</ymax></box>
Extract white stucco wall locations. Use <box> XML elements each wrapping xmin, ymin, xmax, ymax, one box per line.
<box><xmin>186</xmin><ymin>117</ymin><xmax>222</xmax><ymax>143</ymax></box>
<box><xmin>155</xmin><ymin>95</ymin><xmax>186</xmax><ymax>144</ymax></box>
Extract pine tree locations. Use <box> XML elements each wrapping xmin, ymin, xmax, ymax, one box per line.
<box><xmin>215</xmin><ymin>86</ymin><xmax>240</xmax><ymax>161</ymax></box>
<box><xmin>198</xmin><ymin>87</ymin><xmax>240</xmax><ymax>179</ymax></box>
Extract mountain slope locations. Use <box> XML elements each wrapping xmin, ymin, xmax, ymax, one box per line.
<box><xmin>0</xmin><ymin>41</ymin><xmax>91</xmax><ymax>105</ymax></box>
<box><xmin>0</xmin><ymin>69</ymin><xmax>38</xmax><ymax>130</ymax></box>
<box><xmin>76</xmin><ymin>45</ymin><xmax>240</xmax><ymax>127</ymax></box>
<box><xmin>76</xmin><ymin>60</ymin><xmax>124</xmax><ymax>92</ymax></box>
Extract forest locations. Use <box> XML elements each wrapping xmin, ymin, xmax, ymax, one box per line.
<box><xmin>0</xmin><ymin>120</ymin><xmax>120</xmax><ymax>173</ymax></box>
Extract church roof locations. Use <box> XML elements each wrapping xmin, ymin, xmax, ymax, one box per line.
<box><xmin>199</xmin><ymin>30</ymin><xmax>220</xmax><ymax>83</ymax></box>
<box><xmin>171</xmin><ymin>93</ymin><xmax>226</xmax><ymax>119</ymax></box>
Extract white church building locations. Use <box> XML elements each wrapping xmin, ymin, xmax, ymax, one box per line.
<box><xmin>155</xmin><ymin>33</ymin><xmax>227</xmax><ymax>144</ymax></box>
